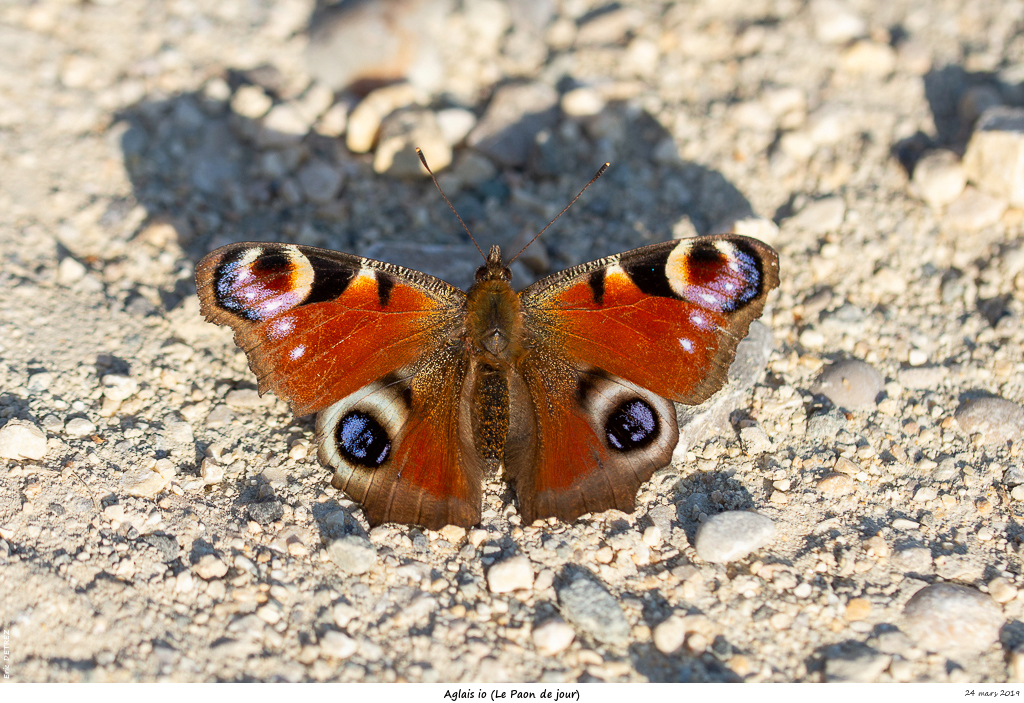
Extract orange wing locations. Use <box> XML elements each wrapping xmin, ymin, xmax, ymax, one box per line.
<box><xmin>506</xmin><ymin>235</ymin><xmax>779</xmax><ymax>523</ymax></box>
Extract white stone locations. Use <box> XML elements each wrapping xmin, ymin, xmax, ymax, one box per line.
<box><xmin>912</xmin><ymin>486</ymin><xmax>937</xmax><ymax>502</ymax></box>
<box><xmin>346</xmin><ymin>83</ymin><xmax>425</xmax><ymax>153</ymax></box>
<box><xmin>435</xmin><ymin>107</ymin><xmax>477</xmax><ymax>146</ymax></box>
<box><xmin>0</xmin><ymin>420</ymin><xmax>47</xmax><ymax>460</ymax></box>
<box><xmin>194</xmin><ymin>554</ymin><xmax>229</xmax><ymax>580</ymax></box>
<box><xmin>561</xmin><ymin>87</ymin><xmax>606</xmax><ymax>117</ymax></box>
<box><xmin>532</xmin><ymin>619</ymin><xmax>575</xmax><ymax>655</ymax></box>
<box><xmin>297</xmin><ymin>160</ymin><xmax>343</xmax><ymax>203</ymax></box>
<box><xmin>912</xmin><ymin>149</ymin><xmax>966</xmax><ymax>208</ymax></box>
<box><xmin>65</xmin><ymin>417</ymin><xmax>97</xmax><ymax>437</ymax></box>
<box><xmin>102</xmin><ymin>375</ymin><xmax>138</xmax><ymax>401</ymax></box>
<box><xmin>258</xmin><ymin>103</ymin><xmax>311</xmax><ymax>147</ymax></box>
<box><xmin>58</xmin><ymin>256</ymin><xmax>87</xmax><ymax>285</ymax></box>
<box><xmin>201</xmin><ymin>458</ymin><xmax>224</xmax><ymax>485</ymax></box>
<box><xmin>813</xmin><ymin>0</ymin><xmax>866</xmax><ymax>43</ymax></box>
<box><xmin>487</xmin><ymin>555</ymin><xmax>534</xmax><ymax>593</ymax></box>
<box><xmin>231</xmin><ymin>85</ymin><xmax>273</xmax><ymax>119</ymax></box>
<box><xmin>788</xmin><ymin>196</ymin><xmax>845</xmax><ymax>233</ymax></box>
<box><xmin>320</xmin><ymin>630</ymin><xmax>358</xmax><ymax>660</ymax></box>
<box><xmin>653</xmin><ymin>616</ymin><xmax>686</xmax><ymax>653</ymax></box>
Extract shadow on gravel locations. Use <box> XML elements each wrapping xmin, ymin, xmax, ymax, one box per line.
<box><xmin>114</xmin><ymin>85</ymin><xmax>753</xmax><ymax>291</ymax></box>
<box><xmin>893</xmin><ymin>61</ymin><xmax>1022</xmax><ymax>173</ymax></box>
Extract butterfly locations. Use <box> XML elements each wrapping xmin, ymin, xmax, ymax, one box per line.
<box><xmin>195</xmin><ymin>175</ymin><xmax>779</xmax><ymax>530</ymax></box>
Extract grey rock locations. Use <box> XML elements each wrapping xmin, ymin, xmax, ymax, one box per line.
<box><xmin>556</xmin><ymin>569</ymin><xmax>630</xmax><ymax>645</ymax></box>
<box><xmin>806</xmin><ymin>407</ymin><xmax>846</xmax><ymax>440</ymax></box>
<box><xmin>891</xmin><ymin>547</ymin><xmax>933</xmax><ymax>574</ymax></box>
<box><xmin>143</xmin><ymin>533</ymin><xmax>180</xmax><ymax>563</ymax></box>
<box><xmin>955</xmin><ymin>396</ymin><xmax>1024</xmax><ymax>445</ymax></box>
<box><xmin>468</xmin><ymin>82</ymin><xmax>559</xmax><ymax>167</ymax></box>
<box><xmin>902</xmin><ymin>583</ymin><xmax>1004</xmax><ymax>654</ymax></box>
<box><xmin>673</xmin><ymin>320</ymin><xmax>773</xmax><ymax>458</ymax></box>
<box><xmin>247</xmin><ymin>501</ymin><xmax>284</xmax><ymax>525</ymax></box>
<box><xmin>824</xmin><ymin>641</ymin><xmax>891</xmax><ymax>683</ymax></box>
<box><xmin>327</xmin><ymin>535</ymin><xmax>377</xmax><ymax>575</ymax></box>
<box><xmin>812</xmin><ymin>359</ymin><xmax>884</xmax><ymax>409</ymax></box>
<box><xmin>694</xmin><ymin>511</ymin><xmax>776</xmax><ymax>564</ymax></box>
<box><xmin>1004</xmin><ymin>464</ymin><xmax>1024</xmax><ymax>486</ymax></box>
<box><xmin>297</xmin><ymin>159</ymin><xmax>343</xmax><ymax>204</ymax></box>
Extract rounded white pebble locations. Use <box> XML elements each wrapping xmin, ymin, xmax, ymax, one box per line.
<box><xmin>902</xmin><ymin>583</ymin><xmax>1003</xmax><ymax>654</ymax></box>
<box><xmin>65</xmin><ymin>417</ymin><xmax>98</xmax><ymax>438</ymax></box>
<box><xmin>487</xmin><ymin>555</ymin><xmax>534</xmax><ymax>593</ymax></box>
<box><xmin>532</xmin><ymin>619</ymin><xmax>575</xmax><ymax>654</ymax></box>
<box><xmin>653</xmin><ymin>616</ymin><xmax>686</xmax><ymax>653</ymax></box>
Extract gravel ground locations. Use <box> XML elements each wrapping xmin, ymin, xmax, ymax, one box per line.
<box><xmin>1</xmin><ymin>0</ymin><xmax>1024</xmax><ymax>684</ymax></box>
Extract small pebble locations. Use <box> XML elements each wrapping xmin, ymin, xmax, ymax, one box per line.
<box><xmin>793</xmin><ymin>583</ymin><xmax>813</xmax><ymax>598</ymax></box>
<box><xmin>954</xmin><ymin>397</ymin><xmax>1024</xmax><ymax>445</ymax></box>
<box><xmin>694</xmin><ymin>511</ymin><xmax>776</xmax><ymax>564</ymax></box>
<box><xmin>912</xmin><ymin>486</ymin><xmax>937</xmax><ymax>502</ymax></box>
<box><xmin>901</xmin><ymin>583</ymin><xmax>1004</xmax><ymax>654</ymax></box>
<box><xmin>944</xmin><ymin>187</ymin><xmax>1007</xmax><ymax>230</ymax></box>
<box><xmin>247</xmin><ymin>501</ymin><xmax>283</xmax><ymax>525</ymax></box>
<box><xmin>346</xmin><ymin>83</ymin><xmax>424</xmax><ymax>154</ymax></box>
<box><xmin>963</xmin><ymin>106</ymin><xmax>1024</xmax><ymax>207</ymax></box>
<box><xmin>556</xmin><ymin>572</ymin><xmax>630</xmax><ymax>645</ymax></box>
<box><xmin>194</xmin><ymin>554</ymin><xmax>228</xmax><ymax>580</ymax></box>
<box><xmin>816</xmin><ymin>472</ymin><xmax>853</xmax><ymax>496</ymax></box>
<box><xmin>57</xmin><ymin>257</ymin><xmax>87</xmax><ymax>286</ymax></box>
<box><xmin>812</xmin><ymin>0</ymin><xmax>866</xmax><ymax>43</ymax></box>
<box><xmin>373</xmin><ymin>108</ymin><xmax>451</xmax><ymax>177</ymax></box>
<box><xmin>327</xmin><ymin>535</ymin><xmax>377</xmax><ymax>575</ymax></box>
<box><xmin>225</xmin><ymin>389</ymin><xmax>270</xmax><ymax>409</ymax></box>
<box><xmin>65</xmin><ymin>417</ymin><xmax>97</xmax><ymax>438</ymax></box>
<box><xmin>891</xmin><ymin>547</ymin><xmax>932</xmax><ymax>573</ymax></box>
<box><xmin>788</xmin><ymin>196</ymin><xmax>846</xmax><ymax>233</ymax></box>
<box><xmin>200</xmin><ymin>458</ymin><xmax>223</xmax><ymax>485</ymax></box>
<box><xmin>102</xmin><ymin>375</ymin><xmax>138</xmax><ymax>401</ymax></box>
<box><xmin>561</xmin><ymin>87</ymin><xmax>606</xmax><ymax>117</ymax></box>
<box><xmin>532</xmin><ymin>619</ymin><xmax>575</xmax><ymax>655</ymax></box>
<box><xmin>435</xmin><ymin>107</ymin><xmax>476</xmax><ymax>146</ymax></box>
<box><xmin>987</xmin><ymin>577</ymin><xmax>1019</xmax><ymax>604</ymax></box>
<box><xmin>297</xmin><ymin>159</ymin><xmax>343</xmax><ymax>203</ymax></box>
<box><xmin>912</xmin><ymin>149</ymin><xmax>966</xmax><ymax>208</ymax></box>
<box><xmin>840</xmin><ymin>40</ymin><xmax>896</xmax><ymax>76</ymax></box>
<box><xmin>824</xmin><ymin>641</ymin><xmax>891</xmax><ymax>683</ymax></box>
<box><xmin>258</xmin><ymin>103</ymin><xmax>310</xmax><ymax>148</ymax></box>
<box><xmin>653</xmin><ymin>616</ymin><xmax>685</xmax><ymax>653</ymax></box>
<box><xmin>1012</xmin><ymin>649</ymin><xmax>1024</xmax><ymax>683</ymax></box>
<box><xmin>0</xmin><ymin>420</ymin><xmax>47</xmax><ymax>460</ymax></box>
<box><xmin>27</xmin><ymin>371</ymin><xmax>53</xmax><ymax>392</ymax></box>
<box><xmin>487</xmin><ymin>555</ymin><xmax>534</xmax><ymax>593</ymax></box>
<box><xmin>739</xmin><ymin>424</ymin><xmax>772</xmax><ymax>455</ymax></box>
<box><xmin>231</xmin><ymin>85</ymin><xmax>272</xmax><ymax>119</ymax></box>
<box><xmin>319</xmin><ymin>630</ymin><xmax>357</xmax><ymax>660</ymax></box>
<box><xmin>891</xmin><ymin>518</ymin><xmax>920</xmax><ymax>531</ymax></box>
<box><xmin>845</xmin><ymin>598</ymin><xmax>872</xmax><ymax>621</ymax></box>
<box><xmin>641</xmin><ymin>525</ymin><xmax>662</xmax><ymax>548</ymax></box>
<box><xmin>811</xmin><ymin>359</ymin><xmax>884</xmax><ymax>409</ymax></box>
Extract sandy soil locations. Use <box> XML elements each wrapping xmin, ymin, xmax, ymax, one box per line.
<box><xmin>1</xmin><ymin>0</ymin><xmax>1023</xmax><ymax>683</ymax></box>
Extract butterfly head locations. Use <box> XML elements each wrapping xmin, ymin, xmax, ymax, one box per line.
<box><xmin>475</xmin><ymin>244</ymin><xmax>512</xmax><ymax>283</ymax></box>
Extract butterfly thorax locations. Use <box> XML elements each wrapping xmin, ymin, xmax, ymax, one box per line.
<box><xmin>465</xmin><ymin>246</ymin><xmax>525</xmax><ymax>365</ymax></box>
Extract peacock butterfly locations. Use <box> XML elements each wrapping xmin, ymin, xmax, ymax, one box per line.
<box><xmin>195</xmin><ymin>165</ymin><xmax>779</xmax><ymax>529</ymax></box>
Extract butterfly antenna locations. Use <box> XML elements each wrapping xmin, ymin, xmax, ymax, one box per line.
<box><xmin>508</xmin><ymin>162</ymin><xmax>610</xmax><ymax>266</ymax></box>
<box><xmin>416</xmin><ymin>148</ymin><xmax>486</xmax><ymax>261</ymax></box>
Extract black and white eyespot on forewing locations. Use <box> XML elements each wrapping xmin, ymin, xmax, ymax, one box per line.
<box><xmin>213</xmin><ymin>245</ymin><xmax>314</xmax><ymax>321</ymax></box>
<box><xmin>665</xmin><ymin>238</ymin><xmax>765</xmax><ymax>312</ymax></box>
<box><xmin>316</xmin><ymin>376</ymin><xmax>412</xmax><ymax>474</ymax></box>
